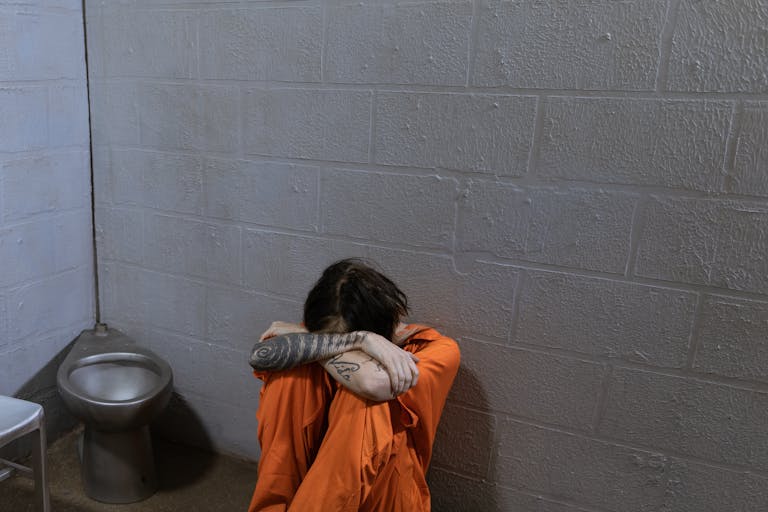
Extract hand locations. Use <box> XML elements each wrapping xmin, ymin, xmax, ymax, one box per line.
<box><xmin>259</xmin><ymin>321</ymin><xmax>307</xmax><ymax>342</ymax></box>
<box><xmin>360</xmin><ymin>331</ymin><xmax>419</xmax><ymax>397</ymax></box>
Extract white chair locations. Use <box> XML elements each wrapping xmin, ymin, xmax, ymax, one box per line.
<box><xmin>0</xmin><ymin>396</ymin><xmax>51</xmax><ymax>512</ymax></box>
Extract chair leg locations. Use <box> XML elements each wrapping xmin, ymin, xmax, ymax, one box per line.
<box><xmin>30</xmin><ymin>426</ymin><xmax>51</xmax><ymax>512</ymax></box>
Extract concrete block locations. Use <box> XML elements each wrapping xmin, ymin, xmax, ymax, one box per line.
<box><xmin>1</xmin><ymin>151</ymin><xmax>90</xmax><ymax>220</ymax></box>
<box><xmin>89</xmin><ymin>81</ymin><xmax>139</xmax><ymax>146</ymax></box>
<box><xmin>154</xmin><ymin>391</ymin><xmax>260</xmax><ymax>461</ymax></box>
<box><xmin>0</xmin><ymin>9</ymin><xmax>84</xmax><ymax>81</ymax></box>
<box><xmin>694</xmin><ymin>296</ymin><xmax>768</xmax><ymax>382</ymax></box>
<box><xmin>599</xmin><ymin>367</ymin><xmax>768</xmax><ymax>472</ymax></box>
<box><xmin>206</xmin><ymin>285</ymin><xmax>301</xmax><ymax>347</ymax></box>
<box><xmin>668</xmin><ymin>0</ymin><xmax>768</xmax><ymax>92</ymax></box>
<box><xmin>242</xmin><ymin>231</ymin><xmax>517</xmax><ymax>339</ymax></box>
<box><xmin>728</xmin><ymin>102</ymin><xmax>768</xmax><ymax>197</ymax></box>
<box><xmin>205</xmin><ymin>157</ymin><xmax>318</xmax><ymax>230</ymax></box>
<box><xmin>144</xmin><ymin>213</ymin><xmax>241</xmax><ymax>285</ymax></box>
<box><xmin>199</xmin><ymin>7</ymin><xmax>321</xmax><ymax>81</ymax></box>
<box><xmin>537</xmin><ymin>98</ymin><xmax>732</xmax><ymax>192</ymax></box>
<box><xmin>99</xmin><ymin>264</ymin><xmax>207</xmax><ymax>338</ymax></box>
<box><xmin>7</xmin><ymin>269</ymin><xmax>94</xmax><ymax>343</ymax></box>
<box><xmin>0</xmin><ymin>295</ymin><xmax>7</xmax><ymax>352</ymax></box>
<box><xmin>635</xmin><ymin>197</ymin><xmax>768</xmax><ymax>293</ymax></box>
<box><xmin>0</xmin><ymin>87</ymin><xmax>48</xmax><ymax>152</ymax></box>
<box><xmin>0</xmin><ymin>220</ymin><xmax>56</xmax><ymax>287</ymax></box>
<box><xmin>428</xmin><ymin>469</ymin><xmax>594</xmax><ymax>512</ymax></box>
<box><xmin>450</xmin><ymin>339</ymin><xmax>603</xmax><ymax>429</ymax></box>
<box><xmin>243</xmin><ymin>88</ymin><xmax>371</xmax><ymax>163</ymax></box>
<box><xmin>111</xmin><ymin>149</ymin><xmax>204</xmax><ymax>214</ymax></box>
<box><xmin>325</xmin><ymin>1</ymin><xmax>471</xmax><ymax>85</ymax></box>
<box><xmin>474</xmin><ymin>0</ymin><xmax>665</xmax><ymax>90</ymax></box>
<box><xmin>102</xmin><ymin>8</ymin><xmax>193</xmax><ymax>79</ymax></box>
<box><xmin>49</xmin><ymin>84</ymin><xmax>90</xmax><ymax>148</ymax></box>
<box><xmin>458</xmin><ymin>182</ymin><xmax>636</xmax><ymax>274</ymax></box>
<box><xmin>374</xmin><ymin>92</ymin><xmax>536</xmax><ymax>175</ymax></box>
<box><xmin>91</xmin><ymin>147</ymin><xmax>111</xmax><ymax>206</ymax></box>
<box><xmin>320</xmin><ymin>171</ymin><xmax>457</xmax><ymax>250</ymax></box>
<box><xmin>138</xmin><ymin>83</ymin><xmax>239</xmax><ymax>153</ymax></box>
<box><xmin>138</xmin><ymin>329</ymin><xmax>259</xmax><ymax>410</ymax></box>
<box><xmin>516</xmin><ymin>272</ymin><xmax>696</xmax><ymax>367</ymax></box>
<box><xmin>497</xmin><ymin>419</ymin><xmax>768</xmax><ymax>512</ymax></box>
<box><xmin>53</xmin><ymin>210</ymin><xmax>93</xmax><ymax>272</ymax></box>
<box><xmin>432</xmin><ymin>403</ymin><xmax>495</xmax><ymax>479</ymax></box>
<box><xmin>94</xmin><ymin>206</ymin><xmax>144</xmax><ymax>264</ymax></box>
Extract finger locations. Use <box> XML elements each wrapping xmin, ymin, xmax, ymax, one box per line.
<box><xmin>259</xmin><ymin>329</ymin><xmax>273</xmax><ymax>341</ymax></box>
<box><xmin>409</xmin><ymin>353</ymin><xmax>420</xmax><ymax>363</ymax></box>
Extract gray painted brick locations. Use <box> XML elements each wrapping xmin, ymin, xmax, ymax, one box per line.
<box><xmin>325</xmin><ymin>1</ymin><xmax>471</xmax><ymax>86</ymax></box>
<box><xmin>199</xmin><ymin>7</ymin><xmax>321</xmax><ymax>81</ymax></box>
<box><xmin>91</xmin><ymin>148</ymin><xmax>111</xmax><ymax>206</ymax></box>
<box><xmin>89</xmin><ymin>81</ymin><xmax>139</xmax><ymax>146</ymax></box>
<box><xmin>94</xmin><ymin>206</ymin><xmax>144</xmax><ymax>264</ymax></box>
<box><xmin>101</xmin><ymin>264</ymin><xmax>207</xmax><ymax>338</ymax></box>
<box><xmin>694</xmin><ymin>295</ymin><xmax>768</xmax><ymax>382</ymax></box>
<box><xmin>138</xmin><ymin>83</ymin><xmax>240</xmax><ymax>153</ymax></box>
<box><xmin>374</xmin><ymin>92</ymin><xmax>536</xmax><ymax>175</ymax></box>
<box><xmin>2</xmin><ymin>151</ymin><xmax>90</xmax><ymax>220</ymax></box>
<box><xmin>49</xmin><ymin>84</ymin><xmax>90</xmax><ymax>148</ymax></box>
<box><xmin>154</xmin><ymin>391</ymin><xmax>260</xmax><ymax>460</ymax></box>
<box><xmin>53</xmin><ymin>210</ymin><xmax>93</xmax><ymax>272</ymax></box>
<box><xmin>668</xmin><ymin>0</ymin><xmax>768</xmax><ymax>92</ymax></box>
<box><xmin>497</xmin><ymin>419</ymin><xmax>768</xmax><ymax>512</ymax></box>
<box><xmin>0</xmin><ymin>9</ymin><xmax>84</xmax><ymax>81</ymax></box>
<box><xmin>205</xmin><ymin>157</ymin><xmax>318</xmax><ymax>230</ymax></box>
<box><xmin>320</xmin><ymin>171</ymin><xmax>457</xmax><ymax>250</ymax></box>
<box><xmin>243</xmin><ymin>88</ymin><xmax>371</xmax><ymax>163</ymax></box>
<box><xmin>599</xmin><ymin>367</ymin><xmax>768</xmax><ymax>472</ymax></box>
<box><xmin>515</xmin><ymin>272</ymin><xmax>696</xmax><ymax>367</ymax></box>
<box><xmin>242</xmin><ymin>231</ymin><xmax>516</xmax><ymax>338</ymax></box>
<box><xmin>0</xmin><ymin>295</ymin><xmax>7</xmax><ymax>352</ymax></box>
<box><xmin>0</xmin><ymin>87</ymin><xmax>48</xmax><ymax>152</ymax></box>
<box><xmin>458</xmin><ymin>182</ymin><xmax>636</xmax><ymax>274</ymax></box>
<box><xmin>450</xmin><ymin>339</ymin><xmax>603</xmax><ymax>430</ymax></box>
<box><xmin>0</xmin><ymin>220</ymin><xmax>57</xmax><ymax>287</ymax></box>
<box><xmin>474</xmin><ymin>0</ymin><xmax>665</xmax><ymax>91</ymax></box>
<box><xmin>206</xmin><ymin>285</ymin><xmax>301</xmax><ymax>346</ymax></box>
<box><xmin>728</xmin><ymin>102</ymin><xmax>768</xmax><ymax>197</ymax></box>
<box><xmin>537</xmin><ymin>98</ymin><xmax>732</xmax><ymax>192</ymax></box>
<box><xmin>102</xmin><ymin>8</ymin><xmax>193</xmax><ymax>79</ymax></box>
<box><xmin>144</xmin><ymin>213</ymin><xmax>241</xmax><ymax>285</ymax></box>
<box><xmin>428</xmin><ymin>469</ymin><xmax>594</xmax><ymax>512</ymax></box>
<box><xmin>432</xmin><ymin>403</ymin><xmax>495</xmax><ymax>479</ymax></box>
<box><xmin>635</xmin><ymin>197</ymin><xmax>768</xmax><ymax>293</ymax></box>
<box><xmin>110</xmin><ymin>149</ymin><xmax>204</xmax><ymax>215</ymax></box>
<box><xmin>7</xmin><ymin>269</ymin><xmax>93</xmax><ymax>343</ymax></box>
<box><xmin>138</xmin><ymin>329</ymin><xmax>259</xmax><ymax>410</ymax></box>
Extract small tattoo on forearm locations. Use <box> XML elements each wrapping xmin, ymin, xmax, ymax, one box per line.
<box><xmin>328</xmin><ymin>355</ymin><xmax>361</xmax><ymax>381</ymax></box>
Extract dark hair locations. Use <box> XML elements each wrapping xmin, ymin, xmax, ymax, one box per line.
<box><xmin>303</xmin><ymin>258</ymin><xmax>408</xmax><ymax>341</ymax></box>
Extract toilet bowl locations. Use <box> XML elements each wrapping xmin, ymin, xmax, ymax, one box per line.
<box><xmin>57</xmin><ymin>326</ymin><xmax>173</xmax><ymax>504</ymax></box>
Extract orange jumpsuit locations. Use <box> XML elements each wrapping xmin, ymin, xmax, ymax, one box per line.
<box><xmin>248</xmin><ymin>326</ymin><xmax>460</xmax><ymax>512</ymax></box>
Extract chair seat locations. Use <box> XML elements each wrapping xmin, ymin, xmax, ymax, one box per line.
<box><xmin>0</xmin><ymin>396</ymin><xmax>44</xmax><ymax>444</ymax></box>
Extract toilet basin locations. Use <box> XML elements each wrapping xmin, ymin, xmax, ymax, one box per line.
<box><xmin>58</xmin><ymin>351</ymin><xmax>172</xmax><ymax>431</ymax></box>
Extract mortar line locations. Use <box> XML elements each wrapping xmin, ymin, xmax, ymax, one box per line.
<box><xmin>655</xmin><ymin>0</ymin><xmax>682</xmax><ymax>92</ymax></box>
<box><xmin>684</xmin><ymin>292</ymin><xmax>707</xmax><ymax>369</ymax></box>
<box><xmin>623</xmin><ymin>194</ymin><xmax>650</xmax><ymax>278</ymax></box>
<box><xmin>523</xmin><ymin>95</ymin><xmax>546</xmax><ymax>182</ymax></box>
<box><xmin>721</xmin><ymin>100</ymin><xmax>743</xmax><ymax>193</ymax></box>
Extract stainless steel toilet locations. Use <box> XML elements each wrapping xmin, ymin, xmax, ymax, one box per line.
<box><xmin>57</xmin><ymin>326</ymin><xmax>173</xmax><ymax>503</ymax></box>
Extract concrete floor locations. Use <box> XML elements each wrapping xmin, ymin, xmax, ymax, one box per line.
<box><xmin>2</xmin><ymin>428</ymin><xmax>257</xmax><ymax>512</ymax></box>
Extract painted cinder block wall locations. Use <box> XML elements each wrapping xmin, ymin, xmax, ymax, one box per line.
<box><xmin>86</xmin><ymin>0</ymin><xmax>768</xmax><ymax>510</ymax></box>
<box><xmin>0</xmin><ymin>0</ymin><xmax>94</xmax><ymax>431</ymax></box>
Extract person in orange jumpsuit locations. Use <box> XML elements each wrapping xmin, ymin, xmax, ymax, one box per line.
<box><xmin>248</xmin><ymin>258</ymin><xmax>460</xmax><ymax>511</ymax></box>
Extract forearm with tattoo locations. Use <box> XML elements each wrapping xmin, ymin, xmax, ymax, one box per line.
<box><xmin>249</xmin><ymin>332</ymin><xmax>367</xmax><ymax>372</ymax></box>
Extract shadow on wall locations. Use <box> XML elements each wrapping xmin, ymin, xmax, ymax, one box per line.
<box><xmin>151</xmin><ymin>393</ymin><xmax>217</xmax><ymax>489</ymax></box>
<box><xmin>428</xmin><ymin>357</ymin><xmax>499</xmax><ymax>511</ymax></box>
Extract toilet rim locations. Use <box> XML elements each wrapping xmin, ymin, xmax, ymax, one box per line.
<box><xmin>57</xmin><ymin>352</ymin><xmax>173</xmax><ymax>407</ymax></box>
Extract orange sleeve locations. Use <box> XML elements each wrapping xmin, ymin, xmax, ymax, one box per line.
<box><xmin>396</xmin><ymin>327</ymin><xmax>460</xmax><ymax>467</ymax></box>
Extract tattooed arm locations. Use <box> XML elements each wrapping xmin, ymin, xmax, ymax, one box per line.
<box><xmin>320</xmin><ymin>351</ymin><xmax>396</xmax><ymax>401</ymax></box>
<box><xmin>251</xmin><ymin>322</ymin><xmax>420</xmax><ymax>398</ymax></box>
